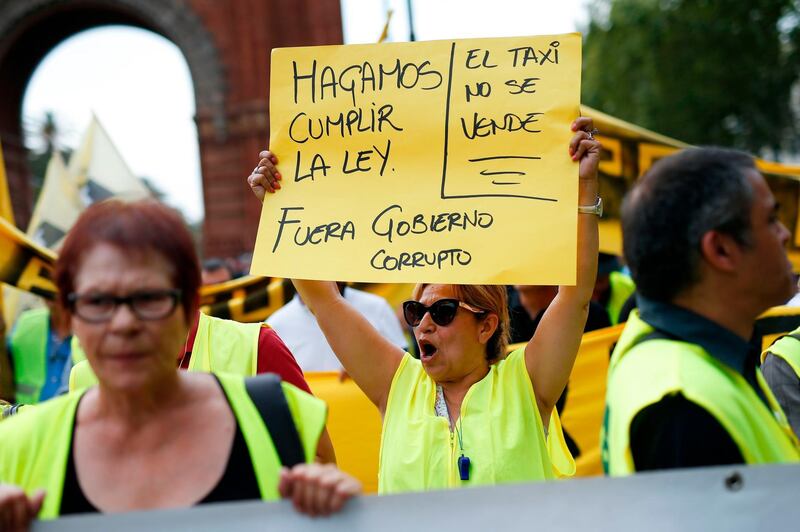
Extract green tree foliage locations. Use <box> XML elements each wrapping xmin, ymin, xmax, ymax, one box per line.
<box><xmin>583</xmin><ymin>0</ymin><xmax>800</xmax><ymax>156</ymax></box>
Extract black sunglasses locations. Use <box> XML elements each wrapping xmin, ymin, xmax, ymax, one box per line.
<box><xmin>402</xmin><ymin>299</ymin><xmax>486</xmax><ymax>327</ymax></box>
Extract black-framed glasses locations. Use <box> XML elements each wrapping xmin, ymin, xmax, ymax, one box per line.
<box><xmin>67</xmin><ymin>289</ymin><xmax>182</xmax><ymax>323</ymax></box>
<box><xmin>402</xmin><ymin>299</ymin><xmax>486</xmax><ymax>328</ymax></box>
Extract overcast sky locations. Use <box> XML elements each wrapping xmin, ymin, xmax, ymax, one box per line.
<box><xmin>21</xmin><ymin>0</ymin><xmax>589</xmax><ymax>223</ymax></box>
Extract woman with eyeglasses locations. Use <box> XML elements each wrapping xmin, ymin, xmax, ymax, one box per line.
<box><xmin>0</xmin><ymin>200</ymin><xmax>359</xmax><ymax>528</ymax></box>
<box><xmin>248</xmin><ymin>117</ymin><xmax>601</xmax><ymax>493</ymax></box>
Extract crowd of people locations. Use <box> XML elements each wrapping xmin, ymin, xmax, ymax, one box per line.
<box><xmin>1</xmin><ymin>113</ymin><xmax>800</xmax><ymax>529</ymax></box>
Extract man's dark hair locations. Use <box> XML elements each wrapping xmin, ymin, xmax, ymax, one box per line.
<box><xmin>202</xmin><ymin>257</ymin><xmax>231</xmax><ymax>274</ymax></box>
<box><xmin>621</xmin><ymin>147</ymin><xmax>756</xmax><ymax>302</ymax></box>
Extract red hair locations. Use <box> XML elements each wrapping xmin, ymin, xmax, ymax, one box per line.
<box><xmin>55</xmin><ymin>199</ymin><xmax>201</xmax><ymax>320</ymax></box>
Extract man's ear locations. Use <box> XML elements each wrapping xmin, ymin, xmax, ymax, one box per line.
<box><xmin>699</xmin><ymin>230</ymin><xmax>742</xmax><ymax>273</ymax></box>
<box><xmin>478</xmin><ymin>313</ymin><xmax>499</xmax><ymax>344</ymax></box>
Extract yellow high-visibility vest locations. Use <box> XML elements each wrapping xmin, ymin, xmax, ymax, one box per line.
<box><xmin>762</xmin><ymin>328</ymin><xmax>800</xmax><ymax>377</ymax></box>
<box><xmin>603</xmin><ymin>312</ymin><xmax>800</xmax><ymax>475</ymax></box>
<box><xmin>9</xmin><ymin>308</ymin><xmax>49</xmax><ymax>404</ymax></box>
<box><xmin>0</xmin><ymin>372</ymin><xmax>325</xmax><ymax>519</ymax></box>
<box><xmin>607</xmin><ymin>271</ymin><xmax>635</xmax><ymax>325</ymax></box>
<box><xmin>379</xmin><ymin>348</ymin><xmax>574</xmax><ymax>494</ymax></box>
<box><xmin>69</xmin><ymin>312</ymin><xmax>262</xmax><ymax>391</ymax></box>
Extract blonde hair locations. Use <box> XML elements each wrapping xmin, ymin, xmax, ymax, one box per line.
<box><xmin>411</xmin><ymin>284</ymin><xmax>509</xmax><ymax>362</ymax></box>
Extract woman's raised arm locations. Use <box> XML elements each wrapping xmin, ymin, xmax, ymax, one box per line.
<box><xmin>525</xmin><ymin>117</ymin><xmax>601</xmax><ymax>424</ymax></box>
<box><xmin>248</xmin><ymin>154</ymin><xmax>404</xmax><ymax>412</ymax></box>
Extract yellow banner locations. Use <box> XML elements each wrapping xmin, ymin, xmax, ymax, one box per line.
<box><xmin>305</xmin><ymin>372</ymin><xmax>382</xmax><ymax>493</ymax></box>
<box><xmin>0</xmin><ymin>140</ymin><xmax>14</xmax><ymax>225</ymax></box>
<box><xmin>551</xmin><ymin>324</ymin><xmax>623</xmax><ymax>476</ymax></box>
<box><xmin>253</xmin><ymin>34</ymin><xmax>582</xmax><ymax>284</ymax></box>
<box><xmin>198</xmin><ymin>276</ymin><xmax>293</xmax><ymax>323</ymax></box>
<box><xmin>0</xmin><ymin>217</ymin><xmax>57</xmax><ymax>299</ymax></box>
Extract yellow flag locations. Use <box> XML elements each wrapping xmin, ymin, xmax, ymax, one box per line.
<box><xmin>0</xmin><ymin>140</ymin><xmax>14</xmax><ymax>225</ymax></box>
<box><xmin>377</xmin><ymin>9</ymin><xmax>393</xmax><ymax>43</ymax></box>
<box><xmin>27</xmin><ymin>152</ymin><xmax>81</xmax><ymax>249</ymax></box>
<box><xmin>68</xmin><ymin>115</ymin><xmax>150</xmax><ymax>205</ymax></box>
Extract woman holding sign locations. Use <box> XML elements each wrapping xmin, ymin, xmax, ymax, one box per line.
<box><xmin>248</xmin><ymin>117</ymin><xmax>601</xmax><ymax>493</ymax></box>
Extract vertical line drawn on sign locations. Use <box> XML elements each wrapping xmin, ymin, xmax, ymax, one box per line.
<box><xmin>438</xmin><ymin>44</ymin><xmax>558</xmax><ymax>202</ymax></box>
<box><xmin>440</xmin><ymin>41</ymin><xmax>457</xmax><ymax>201</ymax></box>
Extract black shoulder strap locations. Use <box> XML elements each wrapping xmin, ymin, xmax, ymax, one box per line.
<box><xmin>244</xmin><ymin>373</ymin><xmax>305</xmax><ymax>467</ymax></box>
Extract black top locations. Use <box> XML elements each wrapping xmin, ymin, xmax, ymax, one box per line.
<box><xmin>60</xmin><ymin>379</ymin><xmax>260</xmax><ymax>515</ymax></box>
<box><xmin>628</xmin><ymin>296</ymin><xmax>766</xmax><ymax>471</ymax></box>
<box><xmin>508</xmin><ymin>293</ymin><xmax>611</xmax><ymax>344</ymax></box>
<box><xmin>630</xmin><ymin>394</ymin><xmax>744</xmax><ymax>470</ymax></box>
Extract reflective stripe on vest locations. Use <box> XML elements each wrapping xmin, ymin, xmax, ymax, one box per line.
<box><xmin>0</xmin><ymin>372</ymin><xmax>326</xmax><ymax>519</ymax></box>
<box><xmin>762</xmin><ymin>330</ymin><xmax>800</xmax><ymax>378</ymax></box>
<box><xmin>378</xmin><ymin>348</ymin><xmax>574</xmax><ymax>494</ymax></box>
<box><xmin>10</xmin><ymin>308</ymin><xmax>49</xmax><ymax>404</ymax></box>
<box><xmin>69</xmin><ymin>312</ymin><xmax>262</xmax><ymax>391</ymax></box>
<box><xmin>603</xmin><ymin>311</ymin><xmax>800</xmax><ymax>476</ymax></box>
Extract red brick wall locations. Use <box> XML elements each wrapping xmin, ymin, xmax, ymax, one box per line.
<box><xmin>0</xmin><ymin>0</ymin><xmax>343</xmax><ymax>257</ymax></box>
<box><xmin>191</xmin><ymin>0</ymin><xmax>343</xmax><ymax>258</ymax></box>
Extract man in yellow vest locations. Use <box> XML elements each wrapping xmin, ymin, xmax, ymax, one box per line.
<box><xmin>3</xmin><ymin>301</ymin><xmax>72</xmax><ymax>405</ymax></box>
<box><xmin>762</xmin><ymin>329</ymin><xmax>800</xmax><ymax>437</ymax></box>
<box><xmin>603</xmin><ymin>147</ymin><xmax>800</xmax><ymax>474</ymax></box>
<box><xmin>592</xmin><ymin>253</ymin><xmax>636</xmax><ymax>325</ymax></box>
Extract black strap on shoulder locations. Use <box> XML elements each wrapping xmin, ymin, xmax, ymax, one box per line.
<box><xmin>244</xmin><ymin>373</ymin><xmax>305</xmax><ymax>467</ymax></box>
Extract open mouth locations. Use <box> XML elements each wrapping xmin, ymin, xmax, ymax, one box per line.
<box><xmin>418</xmin><ymin>340</ymin><xmax>438</xmax><ymax>361</ymax></box>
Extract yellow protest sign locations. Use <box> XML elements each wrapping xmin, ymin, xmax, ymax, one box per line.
<box><xmin>252</xmin><ymin>34</ymin><xmax>582</xmax><ymax>284</ymax></box>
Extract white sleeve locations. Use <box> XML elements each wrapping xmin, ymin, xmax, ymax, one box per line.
<box><xmin>374</xmin><ymin>300</ymin><xmax>408</xmax><ymax>350</ymax></box>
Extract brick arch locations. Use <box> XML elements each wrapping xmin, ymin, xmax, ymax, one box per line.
<box><xmin>0</xmin><ymin>0</ymin><xmax>342</xmax><ymax>257</ymax></box>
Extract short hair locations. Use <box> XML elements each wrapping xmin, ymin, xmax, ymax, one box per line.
<box><xmin>411</xmin><ymin>284</ymin><xmax>509</xmax><ymax>362</ymax></box>
<box><xmin>55</xmin><ymin>199</ymin><xmax>201</xmax><ymax>321</ymax></box>
<box><xmin>621</xmin><ymin>147</ymin><xmax>756</xmax><ymax>302</ymax></box>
